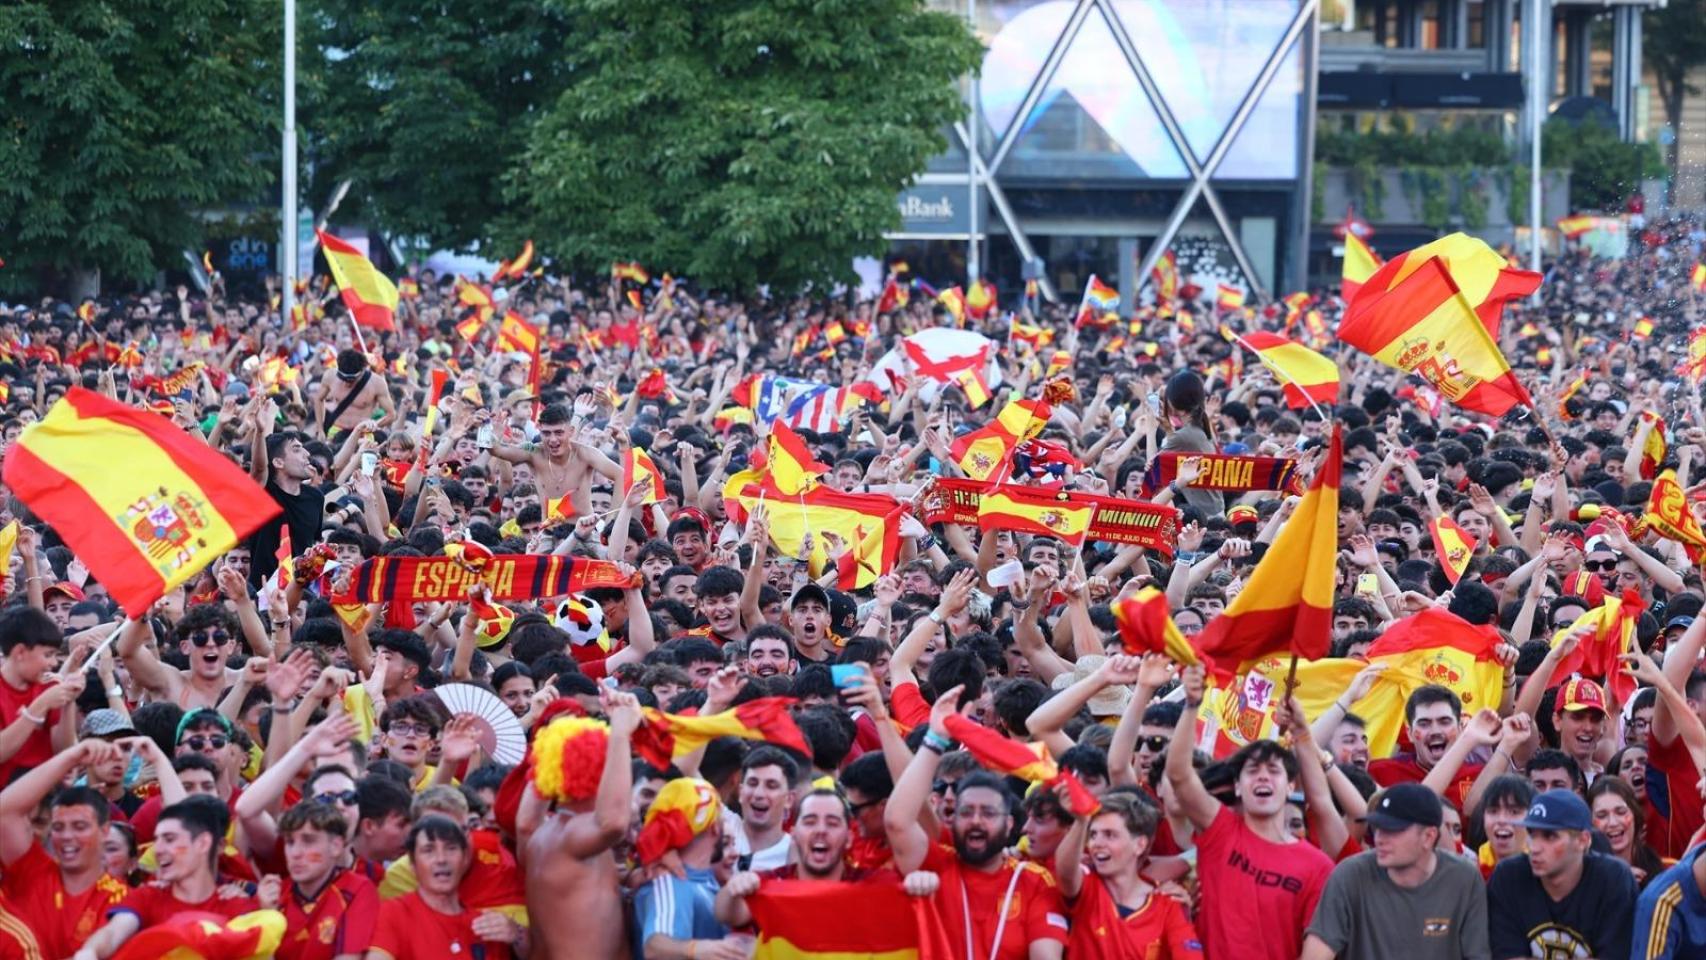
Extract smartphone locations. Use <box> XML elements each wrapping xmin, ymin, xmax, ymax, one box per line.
<box><xmin>360</xmin><ymin>451</ymin><xmax>378</xmax><ymax>477</ymax></box>
<box><xmin>1146</xmin><ymin>392</ymin><xmax>1161</xmax><ymax>415</ymax></box>
<box><xmin>1355</xmin><ymin>573</ymin><xmax>1379</xmax><ymax>596</ymax></box>
<box><xmin>830</xmin><ymin>664</ymin><xmax>869</xmax><ymax>690</ymax></box>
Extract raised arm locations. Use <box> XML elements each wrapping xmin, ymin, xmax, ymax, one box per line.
<box><xmin>884</xmin><ymin>685</ymin><xmax>965</xmax><ymax>874</ymax></box>
<box><xmin>0</xmin><ymin>740</ymin><xmax>115</xmax><ymax>865</ymax></box>
<box><xmin>1165</xmin><ymin>664</ymin><xmax>1221</xmax><ymax>831</ymax></box>
<box><xmin>553</xmin><ymin>688</ymin><xmax>640</xmax><ymax>858</ymax></box>
<box><xmin>1026</xmin><ymin>655</ymin><xmax>1147</xmax><ymax>757</ymax></box>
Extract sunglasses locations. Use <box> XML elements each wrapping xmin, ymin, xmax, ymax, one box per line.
<box><xmin>314</xmin><ymin>789</ymin><xmax>359</xmax><ymax>806</ymax></box>
<box><xmin>1137</xmin><ymin>736</ymin><xmax>1170</xmax><ymax>753</ymax></box>
<box><xmin>1584</xmin><ymin>559</ymin><xmax>1619</xmax><ymax>572</ymax></box>
<box><xmin>182</xmin><ymin>735</ymin><xmax>227</xmax><ymax>751</ymax></box>
<box><xmin>187</xmin><ymin>629</ymin><xmax>230</xmax><ymax>648</ymax></box>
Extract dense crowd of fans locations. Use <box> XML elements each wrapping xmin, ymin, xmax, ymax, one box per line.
<box><xmin>0</xmin><ymin>218</ymin><xmax>1702</xmax><ymax>959</ymax></box>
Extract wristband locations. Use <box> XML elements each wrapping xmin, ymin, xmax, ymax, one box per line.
<box><xmin>106</xmin><ymin>686</ymin><xmax>123</xmax><ymax>698</ymax></box>
<box><xmin>922</xmin><ymin>730</ymin><xmax>953</xmax><ymax>753</ymax></box>
<box><xmin>927</xmin><ymin>609</ymin><xmax>945</xmax><ymax>625</ymax></box>
<box><xmin>1008</xmin><ymin>599</ymin><xmax>1032</xmax><ymax>611</ymax></box>
<box><xmin>19</xmin><ymin>708</ymin><xmax>44</xmax><ymax>726</ymax></box>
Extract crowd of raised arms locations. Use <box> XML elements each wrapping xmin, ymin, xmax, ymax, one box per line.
<box><xmin>0</xmin><ymin>217</ymin><xmax>1704</xmax><ymax>960</ymax></box>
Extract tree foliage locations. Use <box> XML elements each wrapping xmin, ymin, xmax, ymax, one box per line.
<box><xmin>0</xmin><ymin>0</ymin><xmax>278</xmax><ymax>292</ymax></box>
<box><xmin>510</xmin><ymin>0</ymin><xmax>981</xmax><ymax>293</ymax></box>
<box><xmin>1542</xmin><ymin>117</ymin><xmax>1666</xmax><ymax>211</ymax></box>
<box><xmin>1644</xmin><ymin>0</ymin><xmax>1706</xmax><ymax>172</ymax></box>
<box><xmin>302</xmin><ymin>1</ymin><xmax>574</xmax><ymax>252</ymax></box>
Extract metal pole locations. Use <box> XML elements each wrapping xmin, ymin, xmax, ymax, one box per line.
<box><xmin>1526</xmin><ymin>0</ymin><xmax>1545</xmax><ymax>273</ymax></box>
<box><xmin>282</xmin><ymin>0</ymin><xmax>298</xmax><ymax>324</ymax></box>
<box><xmin>1293</xmin><ymin>2</ymin><xmax>1321</xmax><ymax>294</ymax></box>
<box><xmin>967</xmin><ymin>0</ymin><xmax>981</xmax><ymax>286</ymax></box>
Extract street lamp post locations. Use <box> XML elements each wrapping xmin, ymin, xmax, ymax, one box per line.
<box><xmin>282</xmin><ymin>0</ymin><xmax>298</xmax><ymax>325</ymax></box>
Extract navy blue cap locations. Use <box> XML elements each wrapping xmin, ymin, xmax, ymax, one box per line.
<box><xmin>1519</xmin><ymin>789</ymin><xmax>1592</xmax><ymax>832</ymax></box>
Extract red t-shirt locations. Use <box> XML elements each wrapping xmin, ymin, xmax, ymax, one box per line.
<box><xmin>891</xmin><ymin>681</ymin><xmax>930</xmax><ymax>730</ymax></box>
<box><xmin>920</xmin><ymin>845</ymin><xmax>1069</xmax><ymax>960</ymax></box>
<box><xmin>0</xmin><ymin>678</ymin><xmax>58</xmax><ymax>787</ymax></box>
<box><xmin>1191</xmin><ymin>806</ymin><xmax>1332</xmax><ymax>960</ymax></box>
<box><xmin>1068</xmin><ymin>871</ymin><xmax>1203</xmax><ymax>960</ymax></box>
<box><xmin>111</xmin><ymin>883</ymin><xmax>259</xmax><ymax>929</ymax></box>
<box><xmin>1368</xmin><ymin>755</ymin><xmax>1482</xmax><ymax>812</ymax></box>
<box><xmin>369</xmin><ymin>892</ymin><xmax>513</xmax><ymax>960</ymax></box>
<box><xmin>1649</xmin><ymin>731</ymin><xmax>1703</xmax><ymax>859</ymax></box>
<box><xmin>0</xmin><ymin>843</ymin><xmax>127</xmax><ymax>958</ymax></box>
<box><xmin>278</xmin><ymin>868</ymin><xmax>380</xmax><ymax>960</ymax></box>
<box><xmin>0</xmin><ymin>894</ymin><xmax>40</xmax><ymax>960</ymax></box>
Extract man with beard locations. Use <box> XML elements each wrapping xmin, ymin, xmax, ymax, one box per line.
<box><xmin>490</xmin><ymin>399</ymin><xmax>620</xmax><ymax>516</ymax></box>
<box><xmin>714</xmin><ymin>789</ymin><xmax>883</xmax><ymax>928</ymax></box>
<box><xmin>743</xmin><ymin>627</ymin><xmax>796</xmax><ymax>680</ymax></box>
<box><xmin>74</xmin><ymin>797</ymin><xmax>259</xmax><ymax>960</ymax></box>
<box><xmin>1055</xmin><ymin>790</ymin><xmax>1201</xmax><ymax>958</ymax></box>
<box><xmin>1369</xmin><ymin>686</ymin><xmax>1483</xmax><ymax>811</ymax></box>
<box><xmin>518</xmin><ymin>692</ymin><xmax>642</xmax><ymax>960</ymax></box>
<box><xmin>886</xmin><ymin>685</ymin><xmax>1069</xmax><ymax>960</ymax></box>
<box><xmin>1166</xmin><ymin>665</ymin><xmax>1333</xmax><ymax>960</ymax></box>
<box><xmin>0</xmin><ymin>740</ymin><xmax>176</xmax><ymax>958</ymax></box>
<box><xmin>732</xmin><ymin>747</ymin><xmax>797</xmax><ymax>871</ymax></box>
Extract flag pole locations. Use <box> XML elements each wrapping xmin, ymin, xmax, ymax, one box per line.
<box><xmin>349</xmin><ymin>314</ymin><xmax>369</xmax><ymax>357</ymax></box>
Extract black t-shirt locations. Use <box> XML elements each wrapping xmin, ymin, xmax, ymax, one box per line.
<box><xmin>247</xmin><ymin>479</ymin><xmax>326</xmax><ymax>588</ymax></box>
<box><xmin>1487</xmin><ymin>851</ymin><xmax>1637</xmax><ymax>960</ymax></box>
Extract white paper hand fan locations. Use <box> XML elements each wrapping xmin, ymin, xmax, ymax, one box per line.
<box><xmin>433</xmin><ymin>682</ymin><xmax>527</xmax><ymax>766</ymax></box>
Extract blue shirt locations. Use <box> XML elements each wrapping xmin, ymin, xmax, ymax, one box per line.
<box><xmin>1632</xmin><ymin>845</ymin><xmax>1706</xmax><ymax>960</ymax></box>
<box><xmin>632</xmin><ymin>867</ymin><xmax>725</xmax><ymax>957</ymax></box>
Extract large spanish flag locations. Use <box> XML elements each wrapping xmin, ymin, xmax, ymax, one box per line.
<box><xmin>1347</xmin><ymin>232</ymin><xmax>1540</xmax><ymax>336</ymax></box>
<box><xmin>949</xmin><ymin>397</ymin><xmax>1050</xmax><ymax>482</ymax></box>
<box><xmin>316</xmin><ymin>230</ymin><xmax>398</xmax><ymax>332</ymax></box>
<box><xmin>630</xmin><ymin>698</ymin><xmax>810</xmax><ymax>770</ymax></box>
<box><xmin>1339</xmin><ymin>257</ymin><xmax>1533</xmax><ymax>417</ymax></box>
<box><xmin>1342</xmin><ymin>233</ymin><xmax>1382</xmax><ymax>302</ymax></box>
<box><xmin>747</xmin><ymin>879</ymin><xmax>954</xmax><ymax>960</ymax></box>
<box><xmin>497</xmin><ymin>311</ymin><xmax>541</xmax><ymax>355</ymax></box>
<box><xmin>724</xmin><ymin>474</ymin><xmax>905</xmax><ymax>589</ymax></box>
<box><xmin>976</xmin><ymin>488</ymin><xmax>1092</xmax><ymax>546</ymax></box>
<box><xmin>1429</xmin><ymin>514</ymin><xmax>1477</xmax><ymax>584</ymax></box>
<box><xmin>1114</xmin><ymin>587</ymin><xmax>1202</xmax><ymax>666</ymax></box>
<box><xmin>1550</xmin><ymin>590</ymin><xmax>1644</xmax><ymax>702</ymax></box>
<box><xmin>110</xmin><ymin>909</ymin><xmax>285</xmax><ymax>960</ymax></box>
<box><xmin>767</xmin><ymin>421</ymin><xmax>828</xmax><ymax>496</ymax></box>
<box><xmin>1236</xmin><ymin>331</ymin><xmax>1339</xmax><ymax>410</ymax></box>
<box><xmin>4</xmin><ymin>389</ymin><xmax>280</xmax><ymax>618</ymax></box>
<box><xmin>1194</xmin><ymin>425</ymin><xmax>1341</xmax><ymax>680</ymax></box>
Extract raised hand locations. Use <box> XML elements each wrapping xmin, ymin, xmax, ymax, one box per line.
<box><xmin>439</xmin><ymin>714</ymin><xmax>484</xmax><ymax>765</ymax></box>
<box><xmin>928</xmin><ymin>684</ymin><xmax>965</xmax><ymax>738</ymax></box>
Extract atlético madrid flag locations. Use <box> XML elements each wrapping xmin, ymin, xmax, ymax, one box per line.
<box><xmin>2</xmin><ymin>388</ymin><xmax>281</xmax><ymax>617</ymax></box>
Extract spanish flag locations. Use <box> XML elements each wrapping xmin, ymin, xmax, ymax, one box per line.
<box><xmin>1150</xmin><ymin>249</ymin><xmax>1179</xmax><ymax>302</ymax></box>
<box><xmin>316</xmin><ymin>230</ymin><xmax>398</xmax><ymax>332</ymax></box>
<box><xmin>1194</xmin><ymin>425</ymin><xmax>1340</xmax><ymax>679</ymax></box>
<box><xmin>937</xmin><ymin>286</ymin><xmax>966</xmax><ymax>324</ymax></box>
<box><xmin>109</xmin><ymin>909</ymin><xmax>285</xmax><ymax>960</ymax></box>
<box><xmin>545</xmin><ymin>493</ymin><xmax>574</xmax><ymax>523</ymax></box>
<box><xmin>1114</xmin><ymin>587</ymin><xmax>1201</xmax><ymax>666</ymax></box>
<box><xmin>1557</xmin><ymin>368</ymin><xmax>1589</xmax><ymax>420</ymax></box>
<box><xmin>397</xmin><ymin>277</ymin><xmax>420</xmax><ymax>300</ymax></box>
<box><xmin>746</xmin><ymin>879</ymin><xmax>954</xmax><ymax>960</ymax></box>
<box><xmin>1557</xmin><ymin>215</ymin><xmax>1601</xmax><ymax>239</ymax></box>
<box><xmin>976</xmin><ymin>488</ymin><xmax>1092</xmax><ymax>546</ymax></box>
<box><xmin>942</xmin><ymin>714</ymin><xmax>1097</xmax><ymax>816</ymax></box>
<box><xmin>1010</xmin><ymin>319</ymin><xmax>1053</xmax><ymax>352</ymax></box>
<box><xmin>1236</xmin><ymin>331</ymin><xmax>1339</xmax><ymax>410</ymax></box>
<box><xmin>1076</xmin><ymin>274</ymin><xmax>1120</xmax><ymax>328</ymax></box>
<box><xmin>1634</xmin><ymin>316</ymin><xmax>1656</xmax><ymax>340</ymax></box>
<box><xmin>823</xmin><ymin>321</ymin><xmax>847</xmax><ymax>345</ymax></box>
<box><xmin>1339</xmin><ymin>257</ymin><xmax>1533</xmax><ymax>417</ymax></box>
<box><xmin>1550</xmin><ymin>590</ymin><xmax>1645</xmax><ymax>702</ymax></box>
<box><xmin>630</xmin><ymin>698</ymin><xmax>811</xmax><ymax>771</ymax></box>
<box><xmin>421</xmin><ymin>369</ymin><xmax>450</xmax><ymax>438</ymax></box>
<box><xmin>1215</xmin><ymin>283</ymin><xmax>1245</xmax><ymax>310</ymax></box>
<box><xmin>497</xmin><ymin>312</ymin><xmax>541</xmax><ymax>356</ymax></box>
<box><xmin>1429</xmin><ymin>514</ymin><xmax>1477</xmax><ymax>584</ymax></box>
<box><xmin>1645</xmin><ymin>469</ymin><xmax>1706</xmax><ymax>555</ymax></box>
<box><xmin>1692</xmin><ymin>263</ymin><xmax>1706</xmax><ymax>293</ymax></box>
<box><xmin>767</xmin><ymin>421</ymin><xmax>828</xmax><ymax>496</ymax></box>
<box><xmin>1347</xmin><ymin>232</ymin><xmax>1540</xmax><ymax>335</ymax></box>
<box><xmin>623</xmin><ymin>447</ymin><xmax>665</xmax><ymax>504</ymax></box>
<box><xmin>457</xmin><ymin>278</ymin><xmax>496</xmax><ymax>322</ymax></box>
<box><xmin>636</xmin><ymin>777</ymin><xmax>722</xmax><ymax>865</ymax></box>
<box><xmin>3</xmin><ymin>388</ymin><xmax>280</xmax><ymax>618</ymax></box>
<box><xmin>949</xmin><ymin>397</ymin><xmax>1050</xmax><ymax>482</ymax></box>
<box><xmin>1341</xmin><ymin>233</ymin><xmax>1383</xmax><ymax>302</ymax></box>
<box><xmin>494</xmin><ymin>239</ymin><xmax>535</xmax><ymax>282</ymax></box>
<box><xmin>613</xmin><ymin>261</ymin><xmax>650</xmax><ymax>284</ymax></box>
<box><xmin>724</xmin><ymin>474</ymin><xmax>905</xmax><ymax>588</ymax></box>
<box><xmin>1640</xmin><ymin>412</ymin><xmax>1668</xmax><ymax>480</ymax></box>
<box><xmin>950</xmin><ymin>366</ymin><xmax>993</xmax><ymax>409</ymax></box>
<box><xmin>1682</xmin><ymin>328</ymin><xmax>1706</xmax><ymax>383</ymax></box>
<box><xmin>966</xmin><ymin>279</ymin><xmax>998</xmax><ymax>320</ymax></box>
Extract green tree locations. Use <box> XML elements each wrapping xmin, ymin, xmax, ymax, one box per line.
<box><xmin>1543</xmin><ymin>117</ymin><xmax>1666</xmax><ymax>211</ymax></box>
<box><xmin>1645</xmin><ymin>0</ymin><xmax>1706</xmax><ymax>180</ymax></box>
<box><xmin>302</xmin><ymin>1</ymin><xmax>574</xmax><ymax>252</ymax></box>
<box><xmin>512</xmin><ymin>0</ymin><xmax>981</xmax><ymax>293</ymax></box>
<box><xmin>0</xmin><ymin>0</ymin><xmax>278</xmax><ymax>295</ymax></box>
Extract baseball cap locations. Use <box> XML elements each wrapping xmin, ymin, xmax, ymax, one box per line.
<box><xmin>80</xmin><ymin>709</ymin><xmax>137</xmax><ymax>739</ymax></box>
<box><xmin>1366</xmin><ymin>783</ymin><xmax>1444</xmax><ymax>832</ymax></box>
<box><xmin>1665</xmin><ymin>615</ymin><xmax>1695</xmax><ymax>633</ymax></box>
<box><xmin>1227</xmin><ymin>505</ymin><xmax>1259</xmax><ymax>525</ymax></box>
<box><xmin>1558</xmin><ymin>676</ymin><xmax>1607</xmax><ymax>714</ymax></box>
<box><xmin>824</xmin><ymin>588</ymin><xmax>859</xmax><ymax>632</ymax></box>
<box><xmin>1520</xmin><ymin>789</ymin><xmax>1592</xmax><ymax>832</ymax></box>
<box><xmin>42</xmin><ymin>582</ymin><xmax>85</xmax><ymax>604</ymax></box>
<box><xmin>790</xmin><ymin>583</ymin><xmax>831</xmax><ymax>612</ymax></box>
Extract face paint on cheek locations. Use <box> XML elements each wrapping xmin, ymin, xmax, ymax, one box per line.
<box><xmin>302</xmin><ymin>850</ymin><xmax>325</xmax><ymax>865</ymax></box>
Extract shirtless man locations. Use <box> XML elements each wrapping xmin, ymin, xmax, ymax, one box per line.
<box><xmin>490</xmin><ymin>398</ymin><xmax>620</xmax><ymax>515</ymax></box>
<box><xmin>517</xmin><ymin>688</ymin><xmax>639</xmax><ymax>960</ymax></box>
<box><xmin>116</xmin><ymin>597</ymin><xmax>255</xmax><ymax>711</ymax></box>
<box><xmin>316</xmin><ymin>349</ymin><xmax>395</xmax><ymax>436</ymax></box>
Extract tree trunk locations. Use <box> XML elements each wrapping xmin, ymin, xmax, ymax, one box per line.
<box><xmin>66</xmin><ymin>267</ymin><xmax>101</xmax><ymax>303</ymax></box>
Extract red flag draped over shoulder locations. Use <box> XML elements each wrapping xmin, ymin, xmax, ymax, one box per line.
<box><xmin>3</xmin><ymin>388</ymin><xmax>281</xmax><ymax>617</ymax></box>
<box><xmin>1194</xmin><ymin>426</ymin><xmax>1341</xmax><ymax>679</ymax></box>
